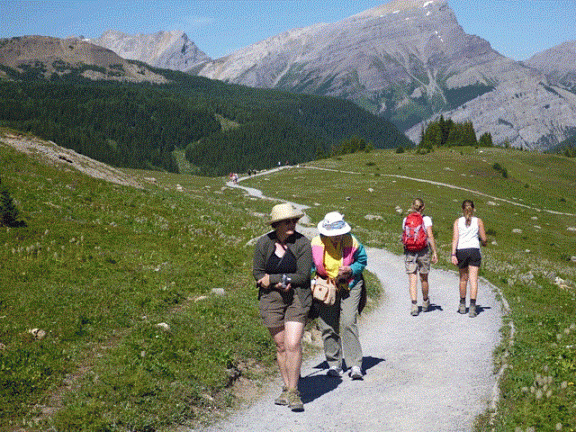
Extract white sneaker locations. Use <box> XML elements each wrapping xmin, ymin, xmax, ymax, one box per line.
<box><xmin>422</xmin><ymin>299</ymin><xmax>430</xmax><ymax>312</ymax></box>
<box><xmin>327</xmin><ymin>366</ymin><xmax>342</xmax><ymax>377</ymax></box>
<box><xmin>350</xmin><ymin>366</ymin><xmax>363</xmax><ymax>380</ymax></box>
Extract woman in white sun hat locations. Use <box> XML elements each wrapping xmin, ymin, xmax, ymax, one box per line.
<box><xmin>253</xmin><ymin>203</ymin><xmax>312</xmax><ymax>411</ymax></box>
<box><xmin>311</xmin><ymin>211</ymin><xmax>367</xmax><ymax>380</ymax></box>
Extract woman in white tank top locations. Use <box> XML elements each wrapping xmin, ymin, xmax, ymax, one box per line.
<box><xmin>451</xmin><ymin>200</ymin><xmax>487</xmax><ymax>317</ymax></box>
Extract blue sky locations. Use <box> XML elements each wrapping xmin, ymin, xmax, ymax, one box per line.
<box><xmin>1</xmin><ymin>0</ymin><xmax>575</xmax><ymax>61</ymax></box>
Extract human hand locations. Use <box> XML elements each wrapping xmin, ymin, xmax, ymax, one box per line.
<box><xmin>258</xmin><ymin>274</ymin><xmax>271</xmax><ymax>289</ymax></box>
<box><xmin>338</xmin><ymin>266</ymin><xmax>353</xmax><ymax>278</ymax></box>
<box><xmin>451</xmin><ymin>255</ymin><xmax>458</xmax><ymax>266</ymax></box>
<box><xmin>276</xmin><ymin>282</ymin><xmax>292</xmax><ymax>292</ymax></box>
<box><xmin>431</xmin><ymin>252</ymin><xmax>438</xmax><ymax>264</ymax></box>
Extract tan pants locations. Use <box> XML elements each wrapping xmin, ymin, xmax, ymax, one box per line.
<box><xmin>317</xmin><ymin>279</ymin><xmax>364</xmax><ymax>370</ymax></box>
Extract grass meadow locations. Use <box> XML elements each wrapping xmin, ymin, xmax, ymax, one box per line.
<box><xmin>1</xmin><ymin>136</ymin><xmax>575</xmax><ymax>431</ymax></box>
<box><xmin>245</xmin><ymin>147</ymin><xmax>576</xmax><ymax>432</ymax></box>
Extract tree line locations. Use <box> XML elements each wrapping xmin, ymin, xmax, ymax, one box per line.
<box><xmin>418</xmin><ymin>115</ymin><xmax>493</xmax><ymax>151</ymax></box>
<box><xmin>0</xmin><ymin>66</ymin><xmax>412</xmax><ymax>175</ymax></box>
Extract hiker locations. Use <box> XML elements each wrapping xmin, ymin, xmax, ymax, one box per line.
<box><xmin>402</xmin><ymin>198</ymin><xmax>438</xmax><ymax>316</ymax></box>
<box><xmin>451</xmin><ymin>199</ymin><xmax>488</xmax><ymax>318</ymax></box>
<box><xmin>252</xmin><ymin>203</ymin><xmax>312</xmax><ymax>411</ymax></box>
<box><xmin>312</xmin><ymin>212</ymin><xmax>367</xmax><ymax>380</ymax></box>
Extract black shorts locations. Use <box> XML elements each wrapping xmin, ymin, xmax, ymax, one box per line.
<box><xmin>456</xmin><ymin>248</ymin><xmax>481</xmax><ymax>269</ymax></box>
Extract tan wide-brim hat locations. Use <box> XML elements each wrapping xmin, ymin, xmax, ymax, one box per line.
<box><xmin>269</xmin><ymin>203</ymin><xmax>304</xmax><ymax>225</ymax></box>
<box><xmin>318</xmin><ymin>211</ymin><xmax>351</xmax><ymax>236</ymax></box>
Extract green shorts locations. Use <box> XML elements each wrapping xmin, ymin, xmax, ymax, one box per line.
<box><xmin>404</xmin><ymin>247</ymin><xmax>431</xmax><ymax>274</ymax></box>
<box><xmin>259</xmin><ymin>289</ymin><xmax>308</xmax><ymax>328</ymax></box>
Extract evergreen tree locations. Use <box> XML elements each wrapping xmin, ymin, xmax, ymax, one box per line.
<box><xmin>479</xmin><ymin>132</ymin><xmax>494</xmax><ymax>147</ymax></box>
<box><xmin>0</xmin><ymin>187</ymin><xmax>22</xmax><ymax>227</ymax></box>
<box><xmin>420</xmin><ymin>122</ymin><xmax>441</xmax><ymax>149</ymax></box>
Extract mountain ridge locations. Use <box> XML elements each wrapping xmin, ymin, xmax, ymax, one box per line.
<box><xmin>2</xmin><ymin>0</ymin><xmax>576</xmax><ymax>152</ymax></box>
<box><xmin>190</xmin><ymin>0</ymin><xmax>575</xmax><ymax>151</ymax></box>
<box><xmin>0</xmin><ymin>35</ymin><xmax>168</xmax><ymax>83</ymax></box>
<box><xmin>90</xmin><ymin>29</ymin><xmax>211</xmax><ymax>72</ymax></box>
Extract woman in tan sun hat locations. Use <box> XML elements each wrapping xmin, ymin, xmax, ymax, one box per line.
<box><xmin>311</xmin><ymin>211</ymin><xmax>367</xmax><ymax>380</ymax></box>
<box><xmin>253</xmin><ymin>202</ymin><xmax>312</xmax><ymax>412</ymax></box>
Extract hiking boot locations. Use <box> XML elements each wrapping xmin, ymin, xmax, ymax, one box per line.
<box><xmin>274</xmin><ymin>386</ymin><xmax>289</xmax><ymax>406</ymax></box>
<box><xmin>422</xmin><ymin>299</ymin><xmax>430</xmax><ymax>312</ymax></box>
<box><xmin>327</xmin><ymin>366</ymin><xmax>343</xmax><ymax>377</ymax></box>
<box><xmin>458</xmin><ymin>303</ymin><xmax>467</xmax><ymax>314</ymax></box>
<box><xmin>350</xmin><ymin>366</ymin><xmax>363</xmax><ymax>380</ymax></box>
<box><xmin>410</xmin><ymin>303</ymin><xmax>419</xmax><ymax>316</ymax></box>
<box><xmin>287</xmin><ymin>388</ymin><xmax>304</xmax><ymax>412</ymax></box>
<box><xmin>469</xmin><ymin>304</ymin><xmax>477</xmax><ymax>318</ymax></box>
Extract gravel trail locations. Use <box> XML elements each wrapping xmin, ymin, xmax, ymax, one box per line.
<box><xmin>200</xmin><ymin>179</ymin><xmax>505</xmax><ymax>432</ymax></box>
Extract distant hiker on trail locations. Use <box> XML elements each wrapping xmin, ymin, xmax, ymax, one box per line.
<box><xmin>252</xmin><ymin>203</ymin><xmax>312</xmax><ymax>412</ymax></box>
<box><xmin>402</xmin><ymin>198</ymin><xmax>438</xmax><ymax>316</ymax></box>
<box><xmin>451</xmin><ymin>199</ymin><xmax>488</xmax><ymax>318</ymax></box>
<box><xmin>312</xmin><ymin>212</ymin><xmax>367</xmax><ymax>380</ymax></box>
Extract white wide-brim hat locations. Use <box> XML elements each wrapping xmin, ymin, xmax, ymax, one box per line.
<box><xmin>269</xmin><ymin>203</ymin><xmax>304</xmax><ymax>225</ymax></box>
<box><xmin>318</xmin><ymin>211</ymin><xmax>351</xmax><ymax>236</ymax></box>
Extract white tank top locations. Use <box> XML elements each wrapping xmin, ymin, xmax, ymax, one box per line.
<box><xmin>457</xmin><ymin>216</ymin><xmax>480</xmax><ymax>250</ymax></box>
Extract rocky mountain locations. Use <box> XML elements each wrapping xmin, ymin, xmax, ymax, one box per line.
<box><xmin>525</xmin><ymin>40</ymin><xmax>576</xmax><ymax>89</ymax></box>
<box><xmin>90</xmin><ymin>30</ymin><xmax>211</xmax><ymax>72</ymax></box>
<box><xmin>193</xmin><ymin>0</ymin><xmax>576</xmax><ymax>151</ymax></box>
<box><xmin>0</xmin><ymin>36</ymin><xmax>168</xmax><ymax>83</ymax></box>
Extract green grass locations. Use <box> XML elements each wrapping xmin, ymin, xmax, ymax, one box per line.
<box><xmin>0</xmin><ymin>141</ymin><xmax>283</xmax><ymax>431</ymax></box>
<box><xmin>247</xmin><ymin>147</ymin><xmax>576</xmax><ymax>432</ymax></box>
<box><xmin>1</xmin><ymin>137</ymin><xmax>575</xmax><ymax>431</ymax></box>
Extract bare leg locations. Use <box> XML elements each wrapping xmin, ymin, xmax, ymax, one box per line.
<box><xmin>468</xmin><ymin>266</ymin><xmax>480</xmax><ymax>300</ymax></box>
<box><xmin>420</xmin><ymin>273</ymin><xmax>429</xmax><ymax>300</ymax></box>
<box><xmin>409</xmin><ymin>273</ymin><xmax>418</xmax><ymax>301</ymax></box>
<box><xmin>284</xmin><ymin>321</ymin><xmax>305</xmax><ymax>390</ymax></box>
<box><xmin>459</xmin><ymin>268</ymin><xmax>469</xmax><ymax>299</ymax></box>
<box><xmin>269</xmin><ymin>326</ymin><xmax>288</xmax><ymax>387</ymax></box>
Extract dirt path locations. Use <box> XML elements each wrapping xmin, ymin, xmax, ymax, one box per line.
<box><xmin>199</xmin><ymin>176</ymin><xmax>506</xmax><ymax>432</ymax></box>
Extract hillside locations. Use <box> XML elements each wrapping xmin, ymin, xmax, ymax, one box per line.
<box><xmin>1</xmin><ymin>130</ymin><xmax>574</xmax><ymax>431</ymax></box>
<box><xmin>0</xmin><ymin>131</ymin><xmax>277</xmax><ymax>431</ymax></box>
<box><xmin>0</xmin><ymin>36</ymin><xmax>167</xmax><ymax>83</ymax></box>
<box><xmin>0</xmin><ymin>36</ymin><xmax>411</xmax><ymax>176</ymax></box>
<box><xmin>192</xmin><ymin>0</ymin><xmax>576</xmax><ymax>151</ymax></box>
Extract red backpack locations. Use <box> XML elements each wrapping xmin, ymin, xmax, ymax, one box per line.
<box><xmin>402</xmin><ymin>212</ymin><xmax>428</xmax><ymax>251</ymax></box>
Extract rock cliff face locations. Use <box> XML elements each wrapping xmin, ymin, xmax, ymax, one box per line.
<box><xmin>90</xmin><ymin>30</ymin><xmax>211</xmax><ymax>72</ymax></box>
<box><xmin>194</xmin><ymin>0</ymin><xmax>576</xmax><ymax>151</ymax></box>
<box><xmin>525</xmin><ymin>40</ymin><xmax>576</xmax><ymax>89</ymax></box>
<box><xmin>0</xmin><ymin>36</ymin><xmax>168</xmax><ymax>83</ymax></box>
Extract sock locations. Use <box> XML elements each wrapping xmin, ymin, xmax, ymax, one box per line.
<box><xmin>460</xmin><ymin>297</ymin><xmax>466</xmax><ymax>304</ymax></box>
<box><xmin>470</xmin><ymin>299</ymin><xmax>476</xmax><ymax>306</ymax></box>
<box><xmin>412</xmin><ymin>300</ymin><xmax>417</xmax><ymax>304</ymax></box>
<box><xmin>423</xmin><ymin>297</ymin><xmax>429</xmax><ymax>302</ymax></box>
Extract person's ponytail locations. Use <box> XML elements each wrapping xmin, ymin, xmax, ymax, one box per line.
<box><xmin>462</xmin><ymin>199</ymin><xmax>475</xmax><ymax>227</ymax></box>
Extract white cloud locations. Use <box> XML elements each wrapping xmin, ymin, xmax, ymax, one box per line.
<box><xmin>183</xmin><ymin>15</ymin><xmax>215</xmax><ymax>30</ymax></box>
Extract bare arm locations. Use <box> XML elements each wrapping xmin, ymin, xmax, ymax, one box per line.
<box><xmin>426</xmin><ymin>225</ymin><xmax>438</xmax><ymax>264</ymax></box>
<box><xmin>477</xmin><ymin>218</ymin><xmax>488</xmax><ymax>247</ymax></box>
<box><xmin>451</xmin><ymin>219</ymin><xmax>459</xmax><ymax>266</ymax></box>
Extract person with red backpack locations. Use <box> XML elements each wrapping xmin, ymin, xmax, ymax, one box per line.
<box><xmin>402</xmin><ymin>198</ymin><xmax>438</xmax><ymax>316</ymax></box>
